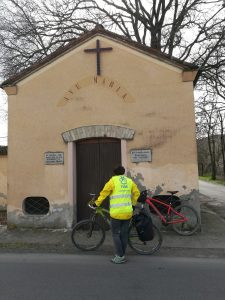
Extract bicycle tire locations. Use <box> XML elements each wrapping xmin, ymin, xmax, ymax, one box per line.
<box><xmin>128</xmin><ymin>222</ymin><xmax>162</xmax><ymax>255</ymax></box>
<box><xmin>71</xmin><ymin>219</ymin><xmax>105</xmax><ymax>251</ymax></box>
<box><xmin>172</xmin><ymin>204</ymin><xmax>200</xmax><ymax>236</ymax></box>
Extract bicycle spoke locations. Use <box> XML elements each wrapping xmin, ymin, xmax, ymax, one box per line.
<box><xmin>71</xmin><ymin>220</ymin><xmax>105</xmax><ymax>251</ymax></box>
<box><xmin>128</xmin><ymin>223</ymin><xmax>162</xmax><ymax>255</ymax></box>
<box><xmin>172</xmin><ymin>205</ymin><xmax>200</xmax><ymax>236</ymax></box>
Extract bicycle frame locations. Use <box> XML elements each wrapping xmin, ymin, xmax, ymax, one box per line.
<box><xmin>145</xmin><ymin>196</ymin><xmax>188</xmax><ymax>225</ymax></box>
<box><xmin>71</xmin><ymin>196</ymin><xmax>163</xmax><ymax>254</ymax></box>
<box><xmin>90</xmin><ymin>206</ymin><xmax>111</xmax><ymax>226</ymax></box>
<box><xmin>89</xmin><ymin>204</ymin><xmax>133</xmax><ymax>228</ymax></box>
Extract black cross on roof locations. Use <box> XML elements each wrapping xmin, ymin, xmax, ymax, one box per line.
<box><xmin>84</xmin><ymin>39</ymin><xmax>113</xmax><ymax>76</ymax></box>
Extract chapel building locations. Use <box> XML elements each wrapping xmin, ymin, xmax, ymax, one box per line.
<box><xmin>0</xmin><ymin>26</ymin><xmax>199</xmax><ymax>228</ymax></box>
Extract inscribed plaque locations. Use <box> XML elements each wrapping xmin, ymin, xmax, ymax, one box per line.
<box><xmin>44</xmin><ymin>152</ymin><xmax>64</xmax><ymax>165</ymax></box>
<box><xmin>131</xmin><ymin>149</ymin><xmax>152</xmax><ymax>163</ymax></box>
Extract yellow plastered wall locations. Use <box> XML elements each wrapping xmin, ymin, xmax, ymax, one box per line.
<box><xmin>6</xmin><ymin>35</ymin><xmax>199</xmax><ymax>227</ymax></box>
<box><xmin>0</xmin><ymin>155</ymin><xmax>7</xmax><ymax>209</ymax></box>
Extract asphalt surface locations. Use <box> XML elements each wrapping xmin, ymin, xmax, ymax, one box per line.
<box><xmin>0</xmin><ymin>181</ymin><xmax>225</xmax><ymax>258</ymax></box>
<box><xmin>199</xmin><ymin>180</ymin><xmax>225</xmax><ymax>219</ymax></box>
<box><xmin>1</xmin><ymin>254</ymin><xmax>225</xmax><ymax>300</ymax></box>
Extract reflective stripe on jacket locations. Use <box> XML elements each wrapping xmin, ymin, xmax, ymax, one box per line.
<box><xmin>109</xmin><ymin>175</ymin><xmax>133</xmax><ymax>219</ymax></box>
<box><xmin>95</xmin><ymin>175</ymin><xmax>140</xmax><ymax>220</ymax></box>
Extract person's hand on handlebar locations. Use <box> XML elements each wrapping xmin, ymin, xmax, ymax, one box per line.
<box><xmin>88</xmin><ymin>200</ymin><xmax>97</xmax><ymax>209</ymax></box>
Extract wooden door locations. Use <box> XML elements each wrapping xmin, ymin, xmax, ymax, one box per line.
<box><xmin>76</xmin><ymin>138</ymin><xmax>121</xmax><ymax>222</ymax></box>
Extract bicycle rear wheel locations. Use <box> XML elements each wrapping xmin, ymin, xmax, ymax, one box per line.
<box><xmin>128</xmin><ymin>222</ymin><xmax>162</xmax><ymax>255</ymax></box>
<box><xmin>172</xmin><ymin>204</ymin><xmax>200</xmax><ymax>236</ymax></box>
<box><xmin>71</xmin><ymin>219</ymin><xmax>105</xmax><ymax>251</ymax></box>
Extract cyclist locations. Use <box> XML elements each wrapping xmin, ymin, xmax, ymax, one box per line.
<box><xmin>93</xmin><ymin>165</ymin><xmax>140</xmax><ymax>264</ymax></box>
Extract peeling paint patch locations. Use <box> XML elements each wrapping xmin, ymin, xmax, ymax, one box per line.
<box><xmin>127</xmin><ymin>171</ymin><xmax>146</xmax><ymax>192</ymax></box>
<box><xmin>127</xmin><ymin>170</ymin><xmax>200</xmax><ymax>215</ymax></box>
<box><xmin>0</xmin><ymin>192</ymin><xmax>7</xmax><ymax>199</ymax></box>
<box><xmin>126</xmin><ymin>172</ymin><xmax>165</xmax><ymax>197</ymax></box>
<box><xmin>153</xmin><ymin>185</ymin><xmax>164</xmax><ymax>195</ymax></box>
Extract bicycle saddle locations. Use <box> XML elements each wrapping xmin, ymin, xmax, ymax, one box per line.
<box><xmin>167</xmin><ymin>191</ymin><xmax>179</xmax><ymax>195</ymax></box>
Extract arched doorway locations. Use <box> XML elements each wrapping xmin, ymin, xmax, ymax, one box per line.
<box><xmin>76</xmin><ymin>138</ymin><xmax>121</xmax><ymax>221</ymax></box>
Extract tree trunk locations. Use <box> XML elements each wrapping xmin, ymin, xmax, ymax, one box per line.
<box><xmin>219</xmin><ymin>115</ymin><xmax>225</xmax><ymax>179</ymax></box>
<box><xmin>207</xmin><ymin>134</ymin><xmax>217</xmax><ymax>180</ymax></box>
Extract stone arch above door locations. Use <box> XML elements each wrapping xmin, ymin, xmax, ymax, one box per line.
<box><xmin>62</xmin><ymin>125</ymin><xmax>134</xmax><ymax>142</ymax></box>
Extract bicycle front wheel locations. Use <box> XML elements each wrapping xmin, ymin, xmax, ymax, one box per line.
<box><xmin>172</xmin><ymin>204</ymin><xmax>200</xmax><ymax>236</ymax></box>
<box><xmin>128</xmin><ymin>223</ymin><xmax>162</xmax><ymax>255</ymax></box>
<box><xmin>71</xmin><ymin>219</ymin><xmax>105</xmax><ymax>251</ymax></box>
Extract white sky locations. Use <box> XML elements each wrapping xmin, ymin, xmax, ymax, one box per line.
<box><xmin>0</xmin><ymin>88</ymin><xmax>7</xmax><ymax>146</ymax></box>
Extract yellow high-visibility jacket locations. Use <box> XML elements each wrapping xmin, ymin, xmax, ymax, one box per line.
<box><xmin>95</xmin><ymin>175</ymin><xmax>140</xmax><ymax>220</ymax></box>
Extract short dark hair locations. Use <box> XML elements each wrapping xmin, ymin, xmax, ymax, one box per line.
<box><xmin>113</xmin><ymin>165</ymin><xmax>125</xmax><ymax>175</ymax></box>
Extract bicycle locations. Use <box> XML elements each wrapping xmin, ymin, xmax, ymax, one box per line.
<box><xmin>138</xmin><ymin>190</ymin><xmax>200</xmax><ymax>236</ymax></box>
<box><xmin>71</xmin><ymin>193</ymin><xmax>163</xmax><ymax>255</ymax></box>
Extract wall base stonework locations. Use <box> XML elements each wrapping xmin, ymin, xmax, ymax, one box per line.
<box><xmin>7</xmin><ymin>203</ymin><xmax>73</xmax><ymax>229</ymax></box>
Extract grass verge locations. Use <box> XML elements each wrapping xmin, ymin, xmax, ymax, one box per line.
<box><xmin>199</xmin><ymin>176</ymin><xmax>225</xmax><ymax>186</ymax></box>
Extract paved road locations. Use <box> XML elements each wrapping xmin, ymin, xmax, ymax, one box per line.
<box><xmin>199</xmin><ymin>180</ymin><xmax>225</xmax><ymax>204</ymax></box>
<box><xmin>1</xmin><ymin>253</ymin><xmax>225</xmax><ymax>300</ymax></box>
<box><xmin>199</xmin><ymin>179</ymin><xmax>225</xmax><ymax>219</ymax></box>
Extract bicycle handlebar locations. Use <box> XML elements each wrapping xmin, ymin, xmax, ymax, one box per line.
<box><xmin>88</xmin><ymin>200</ymin><xmax>97</xmax><ymax>210</ymax></box>
<box><xmin>89</xmin><ymin>193</ymin><xmax>97</xmax><ymax>197</ymax></box>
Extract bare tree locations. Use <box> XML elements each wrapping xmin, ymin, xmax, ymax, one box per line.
<box><xmin>84</xmin><ymin>0</ymin><xmax>225</xmax><ymax>87</ymax></box>
<box><xmin>0</xmin><ymin>0</ymin><xmax>225</xmax><ymax>84</ymax></box>
<box><xmin>218</xmin><ymin>110</ymin><xmax>225</xmax><ymax>178</ymax></box>
<box><xmin>196</xmin><ymin>72</ymin><xmax>225</xmax><ymax>179</ymax></box>
<box><xmin>0</xmin><ymin>0</ymin><xmax>102</xmax><ymax>78</ymax></box>
<box><xmin>196</xmin><ymin>32</ymin><xmax>225</xmax><ymax>176</ymax></box>
<box><xmin>196</xmin><ymin>91</ymin><xmax>219</xmax><ymax>179</ymax></box>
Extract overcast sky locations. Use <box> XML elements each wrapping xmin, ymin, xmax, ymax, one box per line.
<box><xmin>0</xmin><ymin>88</ymin><xmax>7</xmax><ymax>146</ymax></box>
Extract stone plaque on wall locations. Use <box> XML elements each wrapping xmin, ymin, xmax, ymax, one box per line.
<box><xmin>131</xmin><ymin>149</ymin><xmax>152</xmax><ymax>163</ymax></box>
<box><xmin>44</xmin><ymin>152</ymin><xmax>64</xmax><ymax>165</ymax></box>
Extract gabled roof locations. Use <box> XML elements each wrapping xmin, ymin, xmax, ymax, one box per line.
<box><xmin>0</xmin><ymin>25</ymin><xmax>198</xmax><ymax>88</ymax></box>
